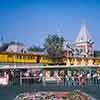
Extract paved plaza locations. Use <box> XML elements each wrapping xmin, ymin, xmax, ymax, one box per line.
<box><xmin>0</xmin><ymin>83</ymin><xmax>100</xmax><ymax>100</ymax></box>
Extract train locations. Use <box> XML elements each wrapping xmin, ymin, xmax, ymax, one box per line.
<box><xmin>0</xmin><ymin>51</ymin><xmax>100</xmax><ymax>65</ymax></box>
<box><xmin>0</xmin><ymin>51</ymin><xmax>67</xmax><ymax>65</ymax></box>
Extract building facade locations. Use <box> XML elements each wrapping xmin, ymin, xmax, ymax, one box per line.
<box><xmin>64</xmin><ymin>22</ymin><xmax>94</xmax><ymax>57</ymax></box>
<box><xmin>75</xmin><ymin>23</ymin><xmax>94</xmax><ymax>57</ymax></box>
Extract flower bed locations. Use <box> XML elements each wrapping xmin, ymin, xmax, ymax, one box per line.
<box><xmin>13</xmin><ymin>90</ymin><xmax>95</xmax><ymax>100</ymax></box>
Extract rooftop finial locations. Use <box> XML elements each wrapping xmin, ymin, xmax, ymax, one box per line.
<box><xmin>0</xmin><ymin>35</ymin><xmax>4</xmax><ymax>47</ymax></box>
<box><xmin>75</xmin><ymin>20</ymin><xmax>92</xmax><ymax>43</ymax></box>
<box><xmin>1</xmin><ymin>35</ymin><xmax>4</xmax><ymax>42</ymax></box>
<box><xmin>81</xmin><ymin>18</ymin><xmax>86</xmax><ymax>25</ymax></box>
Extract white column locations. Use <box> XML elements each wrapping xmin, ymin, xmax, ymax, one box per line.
<box><xmin>66</xmin><ymin>58</ymin><xmax>70</xmax><ymax>66</ymax></box>
<box><xmin>88</xmin><ymin>59</ymin><xmax>93</xmax><ymax>65</ymax></box>
<box><xmin>42</xmin><ymin>70</ymin><xmax>46</xmax><ymax>86</ymax></box>
<box><xmin>74</xmin><ymin>58</ymin><xmax>78</xmax><ymax>66</ymax></box>
<box><xmin>54</xmin><ymin>70</ymin><xmax>59</xmax><ymax>86</ymax></box>
<box><xmin>81</xmin><ymin>59</ymin><xmax>86</xmax><ymax>66</ymax></box>
<box><xmin>20</xmin><ymin>71</ymin><xmax>22</xmax><ymax>86</ymax></box>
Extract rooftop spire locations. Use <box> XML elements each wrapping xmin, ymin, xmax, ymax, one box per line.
<box><xmin>75</xmin><ymin>21</ymin><xmax>92</xmax><ymax>43</ymax></box>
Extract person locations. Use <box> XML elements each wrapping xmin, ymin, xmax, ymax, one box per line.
<box><xmin>8</xmin><ymin>71</ymin><xmax>13</xmax><ymax>84</ymax></box>
<box><xmin>71</xmin><ymin>75</ymin><xmax>75</xmax><ymax>86</ymax></box>
<box><xmin>3</xmin><ymin>72</ymin><xmax>9</xmax><ymax>85</ymax></box>
<box><xmin>93</xmin><ymin>72</ymin><xmax>98</xmax><ymax>85</ymax></box>
<box><xmin>97</xmin><ymin>73</ymin><xmax>100</xmax><ymax>85</ymax></box>
<box><xmin>39</xmin><ymin>73</ymin><xmax>43</xmax><ymax>82</ymax></box>
<box><xmin>74</xmin><ymin>72</ymin><xmax>79</xmax><ymax>86</ymax></box>
<box><xmin>77</xmin><ymin>72</ymin><xmax>82</xmax><ymax>86</ymax></box>
<box><xmin>65</xmin><ymin>74</ymin><xmax>69</xmax><ymax>86</ymax></box>
<box><xmin>63</xmin><ymin>74</ymin><xmax>66</xmax><ymax>86</ymax></box>
<box><xmin>81</xmin><ymin>75</ymin><xmax>86</xmax><ymax>87</ymax></box>
<box><xmin>87</xmin><ymin>72</ymin><xmax>91</xmax><ymax>85</ymax></box>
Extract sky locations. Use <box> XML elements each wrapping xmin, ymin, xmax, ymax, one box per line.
<box><xmin>0</xmin><ymin>0</ymin><xmax>100</xmax><ymax>50</ymax></box>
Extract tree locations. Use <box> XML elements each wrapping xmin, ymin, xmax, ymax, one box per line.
<box><xmin>94</xmin><ymin>50</ymin><xmax>100</xmax><ymax>57</ymax></box>
<box><xmin>44</xmin><ymin>34</ymin><xmax>65</xmax><ymax>64</ymax></box>
<box><xmin>28</xmin><ymin>45</ymin><xmax>44</xmax><ymax>52</ymax></box>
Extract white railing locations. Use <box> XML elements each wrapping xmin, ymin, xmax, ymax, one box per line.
<box><xmin>0</xmin><ymin>64</ymin><xmax>100</xmax><ymax>69</ymax></box>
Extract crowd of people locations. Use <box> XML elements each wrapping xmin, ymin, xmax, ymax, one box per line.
<box><xmin>0</xmin><ymin>69</ymin><xmax>100</xmax><ymax>87</ymax></box>
<box><xmin>63</xmin><ymin>70</ymin><xmax>100</xmax><ymax>86</ymax></box>
<box><xmin>0</xmin><ymin>72</ymin><xmax>9</xmax><ymax>85</ymax></box>
<box><xmin>43</xmin><ymin>69</ymin><xmax>100</xmax><ymax>86</ymax></box>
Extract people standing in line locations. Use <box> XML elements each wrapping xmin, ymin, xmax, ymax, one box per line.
<box><xmin>71</xmin><ymin>75</ymin><xmax>75</xmax><ymax>86</ymax></box>
<box><xmin>86</xmin><ymin>72</ymin><xmax>91</xmax><ymax>85</ymax></box>
<box><xmin>39</xmin><ymin>73</ymin><xmax>43</xmax><ymax>82</ymax></box>
<box><xmin>93</xmin><ymin>72</ymin><xmax>98</xmax><ymax>85</ymax></box>
<box><xmin>8</xmin><ymin>70</ymin><xmax>13</xmax><ymax>85</ymax></box>
<box><xmin>65</xmin><ymin>74</ymin><xmax>68</xmax><ymax>86</ymax></box>
<box><xmin>3</xmin><ymin>72</ymin><xmax>9</xmax><ymax>85</ymax></box>
<box><xmin>97</xmin><ymin>73</ymin><xmax>100</xmax><ymax>85</ymax></box>
<box><xmin>63</xmin><ymin>74</ymin><xmax>66</xmax><ymax>86</ymax></box>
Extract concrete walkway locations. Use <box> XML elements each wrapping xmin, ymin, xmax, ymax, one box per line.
<box><xmin>0</xmin><ymin>84</ymin><xmax>100</xmax><ymax>100</ymax></box>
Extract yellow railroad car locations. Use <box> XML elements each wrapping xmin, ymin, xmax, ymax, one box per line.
<box><xmin>0</xmin><ymin>52</ymin><xmax>100</xmax><ymax>65</ymax></box>
<box><xmin>0</xmin><ymin>52</ymin><xmax>38</xmax><ymax>64</ymax></box>
<box><xmin>0</xmin><ymin>52</ymin><xmax>53</xmax><ymax>64</ymax></box>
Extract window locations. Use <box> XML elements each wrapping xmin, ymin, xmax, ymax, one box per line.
<box><xmin>16</xmin><ymin>55</ymin><xmax>23</xmax><ymax>59</ymax></box>
<box><xmin>8</xmin><ymin>55</ymin><xmax>12</xmax><ymax>58</ymax></box>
